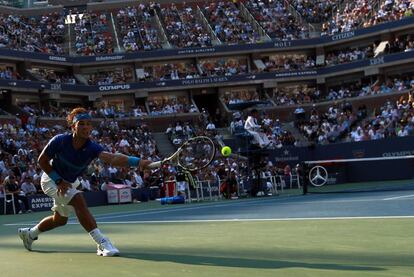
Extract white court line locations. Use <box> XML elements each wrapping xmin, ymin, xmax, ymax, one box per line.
<box><xmin>383</xmin><ymin>194</ymin><xmax>414</xmax><ymax>200</ymax></box>
<box><xmin>4</xmin><ymin>215</ymin><xmax>414</xmax><ymax>226</ymax></box>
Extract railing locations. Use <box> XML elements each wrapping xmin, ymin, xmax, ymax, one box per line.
<box><xmin>110</xmin><ymin>12</ymin><xmax>122</xmax><ymax>53</ymax></box>
<box><xmin>239</xmin><ymin>1</ymin><xmax>272</xmax><ymax>42</ymax></box>
<box><xmin>285</xmin><ymin>0</ymin><xmax>304</xmax><ymax>24</ymax></box>
<box><xmin>197</xmin><ymin>5</ymin><xmax>222</xmax><ymax>45</ymax></box>
<box><xmin>284</xmin><ymin>0</ymin><xmax>316</xmax><ymax>37</ymax></box>
<box><xmin>154</xmin><ymin>7</ymin><xmax>172</xmax><ymax>49</ymax></box>
<box><xmin>355</xmin><ymin>0</ymin><xmax>380</xmax><ymax>29</ymax></box>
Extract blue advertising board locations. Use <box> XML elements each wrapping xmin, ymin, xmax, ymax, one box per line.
<box><xmin>0</xmin><ymin>50</ymin><xmax>412</xmax><ymax>92</ymax></box>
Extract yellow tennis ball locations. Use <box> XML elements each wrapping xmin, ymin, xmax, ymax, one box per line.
<box><xmin>221</xmin><ymin>146</ymin><xmax>232</xmax><ymax>157</ymax></box>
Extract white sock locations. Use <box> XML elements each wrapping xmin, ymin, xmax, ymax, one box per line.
<box><xmin>89</xmin><ymin>228</ymin><xmax>106</xmax><ymax>244</ymax></box>
<box><xmin>29</xmin><ymin>225</ymin><xmax>41</xmax><ymax>239</ymax></box>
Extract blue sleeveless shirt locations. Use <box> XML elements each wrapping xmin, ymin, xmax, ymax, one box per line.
<box><xmin>44</xmin><ymin>134</ymin><xmax>104</xmax><ymax>182</ymax></box>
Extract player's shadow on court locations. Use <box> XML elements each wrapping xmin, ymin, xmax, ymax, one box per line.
<box><xmin>122</xmin><ymin>252</ymin><xmax>385</xmax><ymax>272</ymax></box>
<box><xmin>31</xmin><ymin>249</ymin><xmax>92</xmax><ymax>254</ymax></box>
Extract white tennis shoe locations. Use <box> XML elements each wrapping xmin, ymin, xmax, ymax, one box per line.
<box><xmin>18</xmin><ymin>228</ymin><xmax>37</xmax><ymax>251</ymax></box>
<box><xmin>97</xmin><ymin>238</ymin><xmax>120</xmax><ymax>257</ymax></box>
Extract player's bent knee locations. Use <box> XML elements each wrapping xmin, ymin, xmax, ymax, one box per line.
<box><xmin>69</xmin><ymin>193</ymin><xmax>87</xmax><ymax>207</ymax></box>
<box><xmin>53</xmin><ymin>213</ymin><xmax>68</xmax><ymax>227</ymax></box>
<box><xmin>56</xmin><ymin>218</ymin><xmax>68</xmax><ymax>227</ymax></box>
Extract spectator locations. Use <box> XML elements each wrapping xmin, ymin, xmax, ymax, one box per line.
<box><xmin>20</xmin><ymin>176</ymin><xmax>37</xmax><ymax>197</ymax></box>
<box><xmin>206</xmin><ymin>121</ymin><xmax>216</xmax><ymax>131</ymax></box>
<box><xmin>159</xmin><ymin>3</ymin><xmax>213</xmax><ymax>48</ymax></box>
<box><xmin>79</xmin><ymin>175</ymin><xmax>92</xmax><ymax>191</ymax></box>
<box><xmin>244</xmin><ymin>109</ymin><xmax>271</xmax><ymax>148</ymax></box>
<box><xmin>3</xmin><ymin>175</ymin><xmax>30</xmax><ymax>213</ymax></box>
<box><xmin>203</xmin><ymin>1</ymin><xmax>261</xmax><ymax>45</ymax></box>
<box><xmin>220</xmin><ymin>169</ymin><xmax>238</xmax><ymax>199</ymax></box>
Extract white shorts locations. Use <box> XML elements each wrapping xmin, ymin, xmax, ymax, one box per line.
<box><xmin>41</xmin><ymin>173</ymin><xmax>81</xmax><ymax>217</ymax></box>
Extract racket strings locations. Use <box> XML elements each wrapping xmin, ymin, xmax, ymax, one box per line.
<box><xmin>178</xmin><ymin>138</ymin><xmax>215</xmax><ymax>171</ymax></box>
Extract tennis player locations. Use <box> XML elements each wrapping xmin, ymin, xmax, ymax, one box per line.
<box><xmin>18</xmin><ymin>107</ymin><xmax>152</xmax><ymax>257</ymax></box>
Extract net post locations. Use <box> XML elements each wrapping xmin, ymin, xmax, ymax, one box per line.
<box><xmin>301</xmin><ymin>161</ymin><xmax>308</xmax><ymax>195</ymax></box>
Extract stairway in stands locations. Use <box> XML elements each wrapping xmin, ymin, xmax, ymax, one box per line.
<box><xmin>152</xmin><ymin>132</ymin><xmax>176</xmax><ymax>156</ymax></box>
<box><xmin>0</xmin><ymin>102</ymin><xmax>24</xmax><ymax>117</ymax></box>
<box><xmin>281</xmin><ymin>121</ymin><xmax>309</xmax><ymax>147</ymax></box>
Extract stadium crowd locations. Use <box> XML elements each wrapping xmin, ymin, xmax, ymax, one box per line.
<box><xmin>268</xmin><ymin>75</ymin><xmax>414</xmax><ymax>106</ymax></box>
<box><xmin>5</xmin><ymin>31</ymin><xmax>405</xmax><ymax>87</ymax></box>
<box><xmin>348</xmin><ymin>93</ymin><xmax>414</xmax><ymax>142</ymax></box>
<box><xmin>147</xmin><ymin>95</ymin><xmax>198</xmax><ymax>115</ymax></box>
<box><xmin>87</xmin><ymin>68</ymin><xmax>134</xmax><ymax>85</ymax></box>
<box><xmin>2</xmin><ymin>77</ymin><xmax>414</xmax><ymax>214</ymax></box>
<box><xmin>325</xmin><ymin>33</ymin><xmax>413</xmax><ymax>66</ymax></box>
<box><xmin>116</xmin><ymin>5</ymin><xmax>162</xmax><ymax>52</ymax></box>
<box><xmin>297</xmin><ymin>101</ymin><xmax>361</xmax><ymax>144</ymax></box>
<box><xmin>260</xmin><ymin>54</ymin><xmax>316</xmax><ymax>72</ymax></box>
<box><xmin>144</xmin><ymin>62</ymin><xmax>200</xmax><ymax>81</ymax></box>
<box><xmin>0</xmin><ymin>115</ymin><xmax>162</xmax><ymax>212</ymax></box>
<box><xmin>32</xmin><ymin>68</ymin><xmax>77</xmax><ymax>85</ymax></box>
<box><xmin>1</xmin><ymin>0</ymin><xmax>414</xmax><ymax>215</ymax></box>
<box><xmin>221</xmin><ymin>90</ymin><xmax>262</xmax><ymax>105</ymax></box>
<box><xmin>73</xmin><ymin>11</ymin><xmax>114</xmax><ymax>55</ymax></box>
<box><xmin>203</xmin><ymin>1</ymin><xmax>261</xmax><ymax>44</ymax></box>
<box><xmin>1</xmin><ymin>97</ymin><xmax>306</xmax><ymax>214</ymax></box>
<box><xmin>0</xmin><ymin>0</ymin><xmax>409</xmax><ymax>56</ymax></box>
<box><xmin>292</xmin><ymin>0</ymin><xmax>338</xmax><ymax>24</ymax></box>
<box><xmin>18</xmin><ymin>100</ymin><xmax>199</xmax><ymax>118</ymax></box>
<box><xmin>0</xmin><ymin>67</ymin><xmax>21</xmax><ymax>80</ymax></box>
<box><xmin>200</xmin><ymin>57</ymin><xmax>248</xmax><ymax>76</ymax></box>
<box><xmin>158</xmin><ymin>3</ymin><xmax>213</xmax><ymax>48</ymax></box>
<box><xmin>321</xmin><ymin>0</ymin><xmax>413</xmax><ymax>36</ymax></box>
<box><xmin>0</xmin><ymin>110</ymin><xmax>271</xmax><ymax>213</ymax></box>
<box><xmin>245</xmin><ymin>0</ymin><xmax>310</xmax><ymax>40</ymax></box>
<box><xmin>295</xmin><ymin>76</ymin><xmax>414</xmax><ymax>144</ymax></box>
<box><xmin>0</xmin><ymin>13</ymin><xmax>65</xmax><ymax>55</ymax></box>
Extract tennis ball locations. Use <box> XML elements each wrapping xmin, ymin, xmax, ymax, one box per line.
<box><xmin>221</xmin><ymin>146</ymin><xmax>232</xmax><ymax>157</ymax></box>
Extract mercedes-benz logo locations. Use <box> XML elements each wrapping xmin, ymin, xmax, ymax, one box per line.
<box><xmin>309</xmin><ymin>165</ymin><xmax>328</xmax><ymax>187</ymax></box>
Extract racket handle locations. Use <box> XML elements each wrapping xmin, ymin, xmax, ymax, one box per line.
<box><xmin>147</xmin><ymin>161</ymin><xmax>162</xmax><ymax>169</ymax></box>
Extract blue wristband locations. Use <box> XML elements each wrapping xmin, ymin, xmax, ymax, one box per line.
<box><xmin>48</xmin><ymin>170</ymin><xmax>62</xmax><ymax>183</ymax></box>
<box><xmin>127</xmin><ymin>156</ymin><xmax>140</xmax><ymax>167</ymax></box>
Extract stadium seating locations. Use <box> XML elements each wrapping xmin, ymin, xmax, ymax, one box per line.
<box><xmin>0</xmin><ymin>0</ymin><xmax>413</xmax><ymax>204</ymax></box>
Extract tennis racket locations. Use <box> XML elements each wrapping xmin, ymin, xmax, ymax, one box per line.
<box><xmin>148</xmin><ymin>136</ymin><xmax>216</xmax><ymax>172</ymax></box>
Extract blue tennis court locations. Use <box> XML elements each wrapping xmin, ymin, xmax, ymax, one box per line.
<box><xmin>8</xmin><ymin>190</ymin><xmax>410</xmax><ymax>226</ymax></box>
<box><xmin>2</xmin><ymin>189</ymin><xmax>414</xmax><ymax>277</ymax></box>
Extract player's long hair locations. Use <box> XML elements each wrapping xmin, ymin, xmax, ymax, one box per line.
<box><xmin>67</xmin><ymin>107</ymin><xmax>88</xmax><ymax>127</ymax></box>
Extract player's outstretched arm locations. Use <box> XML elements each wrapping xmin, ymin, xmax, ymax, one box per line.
<box><xmin>98</xmin><ymin>151</ymin><xmax>152</xmax><ymax>171</ymax></box>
